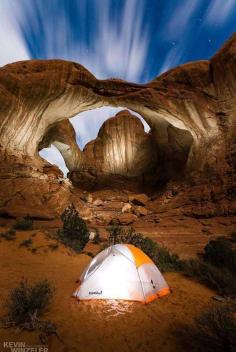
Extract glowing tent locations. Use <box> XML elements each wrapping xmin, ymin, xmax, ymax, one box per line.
<box><xmin>73</xmin><ymin>244</ymin><xmax>170</xmax><ymax>303</ymax></box>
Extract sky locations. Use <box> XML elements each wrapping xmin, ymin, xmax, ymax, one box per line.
<box><xmin>1</xmin><ymin>0</ymin><xmax>236</xmax><ymax>175</ymax></box>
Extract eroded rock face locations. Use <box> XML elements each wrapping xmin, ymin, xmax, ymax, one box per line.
<box><xmin>0</xmin><ymin>38</ymin><xmax>234</xmax><ymax>181</ymax></box>
<box><xmin>0</xmin><ymin>34</ymin><xmax>236</xmax><ymax>217</ymax></box>
<box><xmin>38</xmin><ymin>119</ymin><xmax>83</xmax><ymax>172</ymax></box>
<box><xmin>0</xmin><ymin>147</ymin><xmax>71</xmax><ymax>218</ymax></box>
<box><xmin>82</xmin><ymin>110</ymin><xmax>156</xmax><ymax>177</ymax></box>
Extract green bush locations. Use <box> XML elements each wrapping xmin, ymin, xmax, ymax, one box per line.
<box><xmin>203</xmin><ymin>237</ymin><xmax>236</xmax><ymax>274</ymax></box>
<box><xmin>0</xmin><ymin>229</ymin><xmax>16</xmax><ymax>241</ymax></box>
<box><xmin>2</xmin><ymin>280</ymin><xmax>59</xmax><ymax>343</ymax></box>
<box><xmin>107</xmin><ymin>221</ymin><xmax>124</xmax><ymax>245</ymax></box>
<box><xmin>178</xmin><ymin>304</ymin><xmax>236</xmax><ymax>352</ymax></box>
<box><xmin>4</xmin><ymin>280</ymin><xmax>54</xmax><ymax>326</ymax></box>
<box><xmin>57</xmin><ymin>204</ymin><xmax>89</xmax><ymax>252</ymax></box>
<box><xmin>13</xmin><ymin>216</ymin><xmax>33</xmax><ymax>231</ymax></box>
<box><xmin>183</xmin><ymin>259</ymin><xmax>236</xmax><ymax>297</ymax></box>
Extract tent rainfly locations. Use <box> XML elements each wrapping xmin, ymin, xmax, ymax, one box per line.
<box><xmin>73</xmin><ymin>244</ymin><xmax>170</xmax><ymax>303</ymax></box>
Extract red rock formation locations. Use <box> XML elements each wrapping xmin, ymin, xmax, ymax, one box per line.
<box><xmin>38</xmin><ymin>119</ymin><xmax>83</xmax><ymax>171</ymax></box>
<box><xmin>0</xmin><ymin>34</ymin><xmax>236</xmax><ymax>217</ymax></box>
<box><xmin>0</xmin><ymin>146</ymin><xmax>71</xmax><ymax>218</ymax></box>
<box><xmin>82</xmin><ymin>110</ymin><xmax>156</xmax><ymax>177</ymax></box>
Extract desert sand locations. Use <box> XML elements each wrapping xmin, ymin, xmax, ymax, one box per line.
<box><xmin>0</xmin><ymin>227</ymin><xmax>216</xmax><ymax>352</ymax></box>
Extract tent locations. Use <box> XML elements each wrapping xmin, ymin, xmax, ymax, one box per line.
<box><xmin>73</xmin><ymin>244</ymin><xmax>170</xmax><ymax>303</ymax></box>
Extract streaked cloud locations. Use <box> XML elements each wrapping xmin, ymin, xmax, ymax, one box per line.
<box><xmin>205</xmin><ymin>0</ymin><xmax>236</xmax><ymax>26</ymax></box>
<box><xmin>0</xmin><ymin>0</ymin><xmax>29</xmax><ymax>66</ymax></box>
<box><xmin>158</xmin><ymin>44</ymin><xmax>185</xmax><ymax>75</ymax></box>
<box><xmin>163</xmin><ymin>0</ymin><xmax>200</xmax><ymax>40</ymax></box>
<box><xmin>8</xmin><ymin>0</ymin><xmax>149</xmax><ymax>82</ymax></box>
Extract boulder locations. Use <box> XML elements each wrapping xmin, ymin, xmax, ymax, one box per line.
<box><xmin>122</xmin><ymin>203</ymin><xmax>132</xmax><ymax>213</ymax></box>
<box><xmin>116</xmin><ymin>214</ymin><xmax>137</xmax><ymax>225</ymax></box>
<box><xmin>93</xmin><ymin>199</ymin><xmax>103</xmax><ymax>206</ymax></box>
<box><xmin>133</xmin><ymin>206</ymin><xmax>149</xmax><ymax>217</ymax></box>
<box><xmin>128</xmin><ymin>194</ymin><xmax>150</xmax><ymax>206</ymax></box>
<box><xmin>89</xmin><ymin>231</ymin><xmax>96</xmax><ymax>240</ymax></box>
<box><xmin>80</xmin><ymin>208</ymin><xmax>93</xmax><ymax>220</ymax></box>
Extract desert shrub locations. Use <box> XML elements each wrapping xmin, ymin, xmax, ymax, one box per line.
<box><xmin>113</xmin><ymin>227</ymin><xmax>182</xmax><ymax>272</ymax></box>
<box><xmin>178</xmin><ymin>304</ymin><xmax>236</xmax><ymax>352</ymax></box>
<box><xmin>107</xmin><ymin>221</ymin><xmax>124</xmax><ymax>245</ymax></box>
<box><xmin>0</xmin><ymin>229</ymin><xmax>16</xmax><ymax>241</ymax></box>
<box><xmin>1</xmin><ymin>280</ymin><xmax>59</xmax><ymax>343</ymax></box>
<box><xmin>183</xmin><ymin>259</ymin><xmax>236</xmax><ymax>297</ymax></box>
<box><xmin>204</xmin><ymin>237</ymin><xmax>236</xmax><ymax>274</ymax></box>
<box><xmin>151</xmin><ymin>244</ymin><xmax>183</xmax><ymax>272</ymax></box>
<box><xmin>19</xmin><ymin>238</ymin><xmax>33</xmax><ymax>248</ymax></box>
<box><xmin>13</xmin><ymin>216</ymin><xmax>33</xmax><ymax>231</ymax></box>
<box><xmin>3</xmin><ymin>280</ymin><xmax>54</xmax><ymax>326</ymax></box>
<box><xmin>57</xmin><ymin>204</ymin><xmax>89</xmax><ymax>252</ymax></box>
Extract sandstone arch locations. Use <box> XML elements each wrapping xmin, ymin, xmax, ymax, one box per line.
<box><xmin>0</xmin><ymin>33</ymin><xmax>236</xmax><ymax>183</ymax></box>
<box><xmin>38</xmin><ymin>119</ymin><xmax>83</xmax><ymax>172</ymax></box>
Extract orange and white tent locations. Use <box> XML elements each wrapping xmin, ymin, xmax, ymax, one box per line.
<box><xmin>73</xmin><ymin>244</ymin><xmax>170</xmax><ymax>304</ymax></box>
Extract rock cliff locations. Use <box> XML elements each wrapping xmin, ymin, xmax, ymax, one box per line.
<box><xmin>82</xmin><ymin>110</ymin><xmax>156</xmax><ymax>177</ymax></box>
<box><xmin>38</xmin><ymin>119</ymin><xmax>83</xmax><ymax>172</ymax></box>
<box><xmin>0</xmin><ymin>33</ymin><xmax>235</xmax><ymax>217</ymax></box>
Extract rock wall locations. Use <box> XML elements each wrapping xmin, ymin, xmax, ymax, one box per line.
<box><xmin>0</xmin><ymin>38</ymin><xmax>234</xmax><ymax>179</ymax></box>
<box><xmin>82</xmin><ymin>110</ymin><xmax>157</xmax><ymax>177</ymax></box>
<box><xmin>0</xmin><ymin>146</ymin><xmax>71</xmax><ymax>218</ymax></box>
<box><xmin>0</xmin><ymin>34</ymin><xmax>236</xmax><ymax>217</ymax></box>
<box><xmin>38</xmin><ymin>119</ymin><xmax>83</xmax><ymax>172</ymax></box>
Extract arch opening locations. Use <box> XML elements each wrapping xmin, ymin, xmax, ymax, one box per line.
<box><xmin>39</xmin><ymin>145</ymin><xmax>69</xmax><ymax>176</ymax></box>
<box><xmin>38</xmin><ymin>106</ymin><xmax>193</xmax><ymax>191</ymax></box>
<box><xmin>70</xmin><ymin>106</ymin><xmax>150</xmax><ymax>149</ymax></box>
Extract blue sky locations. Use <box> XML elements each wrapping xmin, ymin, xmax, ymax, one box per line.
<box><xmin>1</xmin><ymin>0</ymin><xmax>236</xmax><ymax>174</ymax></box>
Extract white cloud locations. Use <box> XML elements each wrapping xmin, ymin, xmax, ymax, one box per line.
<box><xmin>0</xmin><ymin>0</ymin><xmax>29</xmax><ymax>66</ymax></box>
<box><xmin>96</xmin><ymin>0</ymin><xmax>149</xmax><ymax>81</ymax></box>
<box><xmin>157</xmin><ymin>0</ymin><xmax>202</xmax><ymax>74</ymax></box>
<box><xmin>163</xmin><ymin>0</ymin><xmax>200</xmax><ymax>40</ymax></box>
<box><xmin>158</xmin><ymin>44</ymin><xmax>185</xmax><ymax>74</ymax></box>
<box><xmin>205</xmin><ymin>0</ymin><xmax>236</xmax><ymax>26</ymax></box>
<box><xmin>67</xmin><ymin>0</ymin><xmax>149</xmax><ymax>82</ymax></box>
<box><xmin>6</xmin><ymin>0</ymin><xmax>148</xmax><ymax>82</ymax></box>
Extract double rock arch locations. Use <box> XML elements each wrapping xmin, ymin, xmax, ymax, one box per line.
<box><xmin>0</xmin><ymin>33</ymin><xmax>236</xmax><ymax>182</ymax></box>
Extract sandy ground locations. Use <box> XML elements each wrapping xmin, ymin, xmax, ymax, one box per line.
<box><xmin>0</xmin><ymin>227</ymin><xmax>217</xmax><ymax>352</ymax></box>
